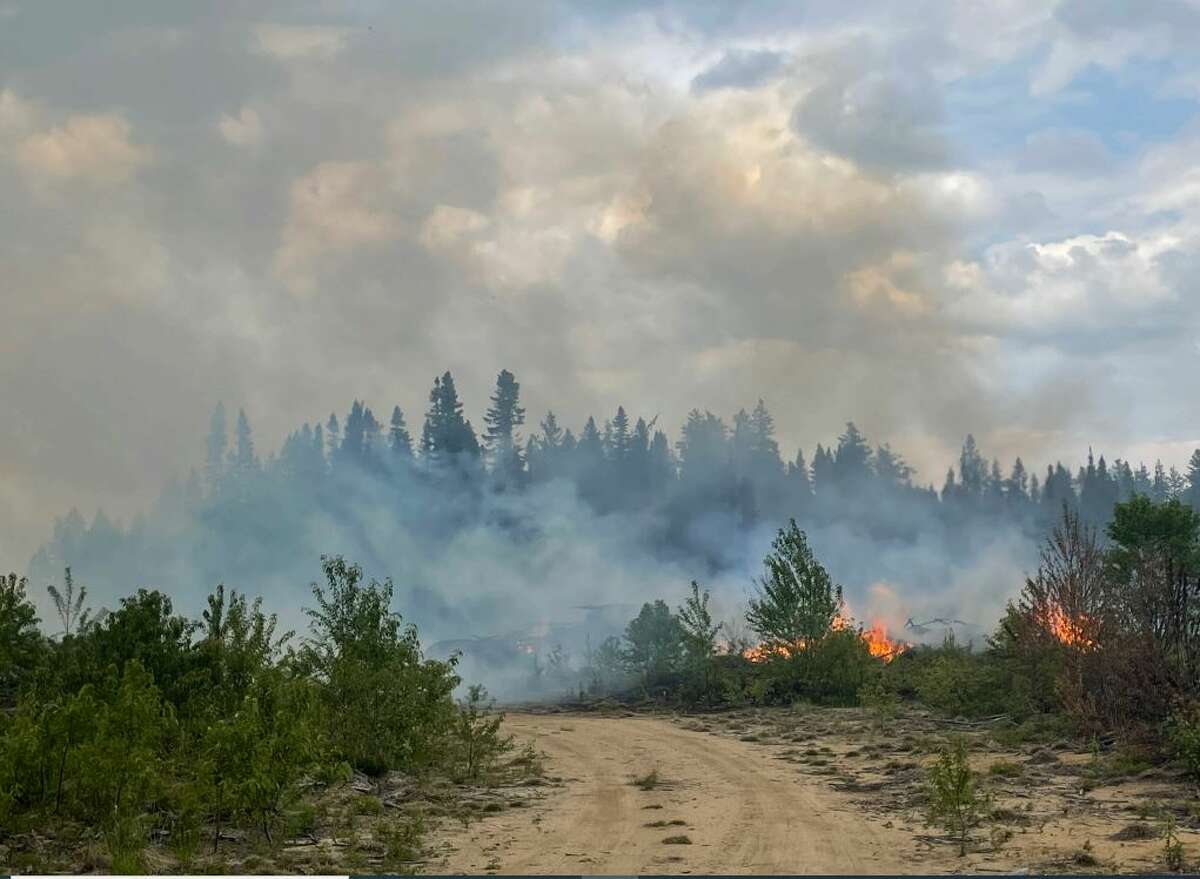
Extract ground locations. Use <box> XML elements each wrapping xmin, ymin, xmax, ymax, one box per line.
<box><xmin>424</xmin><ymin>705</ymin><xmax>1200</xmax><ymax>875</ymax></box>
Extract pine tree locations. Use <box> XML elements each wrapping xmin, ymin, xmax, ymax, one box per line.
<box><xmin>389</xmin><ymin>406</ymin><xmax>413</xmax><ymax>458</ymax></box>
<box><xmin>421</xmin><ymin>372</ymin><xmax>481</xmax><ymax>469</ymax></box>
<box><xmin>1153</xmin><ymin>461</ymin><xmax>1169</xmax><ymax>502</ymax></box>
<box><xmin>677</xmin><ymin>410</ymin><xmax>729</xmax><ymax>485</ymax></box>
<box><xmin>1186</xmin><ymin>450</ymin><xmax>1200</xmax><ymax>510</ymax></box>
<box><xmin>325</xmin><ymin>413</ymin><xmax>340</xmax><ymax>462</ymax></box>
<box><xmin>1006</xmin><ymin>458</ymin><xmax>1029</xmax><ymax>506</ymax></box>
<box><xmin>483</xmin><ymin>370</ymin><xmax>526</xmax><ymax>485</ymax></box>
<box><xmin>789</xmin><ymin>450</ymin><xmax>812</xmax><ymax>499</ymax></box>
<box><xmin>833</xmin><ymin>422</ymin><xmax>872</xmax><ymax>488</ymax></box>
<box><xmin>231</xmin><ymin>409</ymin><xmax>258</xmax><ymax>489</ymax></box>
<box><xmin>205</xmin><ymin>403</ymin><xmax>228</xmax><ymax>495</ymax></box>
<box><xmin>811</xmin><ymin>444</ymin><xmax>835</xmax><ymax>498</ymax></box>
<box><xmin>609</xmin><ymin>406</ymin><xmax>632</xmax><ymax>464</ymax></box>
<box><xmin>958</xmin><ymin>435</ymin><xmax>985</xmax><ymax>499</ymax></box>
<box><xmin>875</xmin><ymin>443</ymin><xmax>913</xmax><ymax>488</ymax></box>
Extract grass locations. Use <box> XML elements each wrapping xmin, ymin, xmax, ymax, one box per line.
<box><xmin>662</xmin><ymin>835</ymin><xmax>693</xmax><ymax>845</ymax></box>
<box><xmin>644</xmin><ymin>819</ymin><xmax>687</xmax><ymax>828</ymax></box>
<box><xmin>988</xmin><ymin>760</ymin><xmax>1024</xmax><ymax>778</ymax></box>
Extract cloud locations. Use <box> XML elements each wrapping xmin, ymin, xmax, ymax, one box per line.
<box><xmin>13</xmin><ymin>112</ymin><xmax>151</xmax><ymax>185</ymax></box>
<box><xmin>218</xmin><ymin>106</ymin><xmax>265</xmax><ymax>149</ymax></box>
<box><xmin>790</xmin><ymin>40</ymin><xmax>948</xmax><ymax>172</ymax></box>
<box><xmin>274</xmin><ymin>161</ymin><xmax>402</xmax><ymax>294</ymax></box>
<box><xmin>2</xmin><ymin>0</ymin><xmax>1200</xmax><ymax>573</ymax></box>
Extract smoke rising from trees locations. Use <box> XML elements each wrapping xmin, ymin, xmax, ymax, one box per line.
<box><xmin>25</xmin><ymin>368</ymin><xmax>1200</xmax><ymax>696</ymax></box>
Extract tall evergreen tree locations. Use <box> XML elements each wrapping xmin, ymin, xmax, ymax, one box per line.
<box><xmin>389</xmin><ymin>406</ymin><xmax>413</xmax><ymax>458</ymax></box>
<box><xmin>1186</xmin><ymin>449</ymin><xmax>1200</xmax><ymax>510</ymax></box>
<box><xmin>832</xmin><ymin>422</ymin><xmax>872</xmax><ymax>488</ymax></box>
<box><xmin>482</xmin><ymin>370</ymin><xmax>526</xmax><ymax>483</ymax></box>
<box><xmin>810</xmin><ymin>444</ymin><xmax>834</xmax><ymax>498</ymax></box>
<box><xmin>420</xmin><ymin>372</ymin><xmax>481</xmax><ymax>470</ymax></box>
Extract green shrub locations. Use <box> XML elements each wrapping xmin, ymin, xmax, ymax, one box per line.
<box><xmin>452</xmin><ymin>685</ymin><xmax>513</xmax><ymax>783</ymax></box>
<box><xmin>1167</xmin><ymin>704</ymin><xmax>1200</xmax><ymax>780</ymax></box>
<box><xmin>858</xmin><ymin>676</ymin><xmax>899</xmax><ymax>731</ymax></box>
<box><xmin>925</xmin><ymin>738</ymin><xmax>984</xmax><ymax>856</ymax></box>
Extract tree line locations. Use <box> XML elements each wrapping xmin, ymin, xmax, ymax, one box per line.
<box><xmin>28</xmin><ymin>368</ymin><xmax>1200</xmax><ymax>606</ymax></box>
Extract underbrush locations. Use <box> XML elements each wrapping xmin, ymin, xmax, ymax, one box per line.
<box><xmin>0</xmin><ymin>556</ymin><xmax>527</xmax><ymax>875</ymax></box>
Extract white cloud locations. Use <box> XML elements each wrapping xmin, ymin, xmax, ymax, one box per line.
<box><xmin>12</xmin><ymin>112</ymin><xmax>151</xmax><ymax>185</ymax></box>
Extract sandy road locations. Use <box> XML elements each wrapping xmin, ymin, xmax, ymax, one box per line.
<box><xmin>425</xmin><ymin>713</ymin><xmax>917</xmax><ymax>874</ymax></box>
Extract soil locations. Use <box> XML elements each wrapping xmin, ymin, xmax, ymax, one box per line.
<box><xmin>424</xmin><ymin>706</ymin><xmax>1200</xmax><ymax>875</ymax></box>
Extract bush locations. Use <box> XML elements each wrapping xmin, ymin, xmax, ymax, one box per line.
<box><xmin>913</xmin><ymin>639</ymin><xmax>1011</xmax><ymax>718</ymax></box>
<box><xmin>452</xmin><ymin>685</ymin><xmax>513</xmax><ymax>783</ymax></box>
<box><xmin>300</xmin><ymin>556</ymin><xmax>460</xmax><ymax>774</ymax></box>
<box><xmin>858</xmin><ymin>677</ymin><xmax>899</xmax><ymax>731</ymax></box>
<box><xmin>1166</xmin><ymin>704</ymin><xmax>1200</xmax><ymax>780</ymax></box>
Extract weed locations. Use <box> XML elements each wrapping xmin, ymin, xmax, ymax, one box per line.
<box><xmin>1162</xmin><ymin>813</ymin><xmax>1185</xmax><ymax>872</ymax></box>
<box><xmin>662</xmin><ymin>835</ymin><xmax>692</xmax><ymax>845</ymax></box>
<box><xmin>988</xmin><ymin>760</ymin><xmax>1023</xmax><ymax>778</ymax></box>
<box><xmin>632</xmin><ymin>769</ymin><xmax>661</xmax><ymax>790</ymax></box>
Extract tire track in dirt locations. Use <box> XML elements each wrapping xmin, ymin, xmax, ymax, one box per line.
<box><xmin>425</xmin><ymin>713</ymin><xmax>917</xmax><ymax>874</ymax></box>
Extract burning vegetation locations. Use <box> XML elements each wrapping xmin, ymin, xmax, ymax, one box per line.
<box><xmin>740</xmin><ymin>614</ymin><xmax>908</xmax><ymax>663</ymax></box>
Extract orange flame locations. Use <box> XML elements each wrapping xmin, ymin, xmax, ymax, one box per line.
<box><xmin>1039</xmin><ymin>605</ymin><xmax>1095</xmax><ymax>649</ymax></box>
<box><xmin>739</xmin><ymin>614</ymin><xmax>908</xmax><ymax>663</ymax></box>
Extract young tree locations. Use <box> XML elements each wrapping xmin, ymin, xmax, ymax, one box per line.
<box><xmin>47</xmin><ymin>566</ymin><xmax>98</xmax><ymax>638</ymax></box>
<box><xmin>746</xmin><ymin>519</ymin><xmax>843</xmax><ymax>649</ymax></box>
<box><xmin>678</xmin><ymin>581</ymin><xmax>722</xmax><ymax>703</ymax></box>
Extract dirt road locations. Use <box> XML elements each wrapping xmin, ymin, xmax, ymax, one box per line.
<box><xmin>425</xmin><ymin>713</ymin><xmax>917</xmax><ymax>874</ymax></box>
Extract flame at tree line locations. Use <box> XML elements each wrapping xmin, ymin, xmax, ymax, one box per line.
<box><xmin>739</xmin><ymin>613</ymin><xmax>909</xmax><ymax>663</ymax></box>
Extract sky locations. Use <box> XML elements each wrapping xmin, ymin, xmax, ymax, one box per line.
<box><xmin>4</xmin><ymin>0</ymin><xmax>1200</xmax><ymax>568</ymax></box>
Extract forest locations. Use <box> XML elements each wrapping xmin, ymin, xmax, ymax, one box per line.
<box><xmin>25</xmin><ymin>368</ymin><xmax>1200</xmax><ymax>657</ymax></box>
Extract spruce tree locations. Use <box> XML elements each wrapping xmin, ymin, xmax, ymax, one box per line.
<box><xmin>483</xmin><ymin>370</ymin><xmax>526</xmax><ymax>486</ymax></box>
<box><xmin>389</xmin><ymin>406</ymin><xmax>413</xmax><ymax>458</ymax></box>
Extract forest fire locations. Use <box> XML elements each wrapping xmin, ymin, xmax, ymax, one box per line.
<box><xmin>740</xmin><ymin>615</ymin><xmax>908</xmax><ymax>663</ymax></box>
<box><xmin>1039</xmin><ymin>605</ymin><xmax>1096</xmax><ymax>649</ymax></box>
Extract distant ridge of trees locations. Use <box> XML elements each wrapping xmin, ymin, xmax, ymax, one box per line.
<box><xmin>27</xmin><ymin>368</ymin><xmax>1200</xmax><ymax>603</ymax></box>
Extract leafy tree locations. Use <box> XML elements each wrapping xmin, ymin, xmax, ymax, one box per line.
<box><xmin>451</xmin><ymin>685</ymin><xmax>512</xmax><ymax>783</ymax></box>
<box><xmin>301</xmin><ymin>556</ymin><xmax>459</xmax><ymax>774</ymax></box>
<box><xmin>678</xmin><ymin>581</ymin><xmax>721</xmax><ymax>703</ymax></box>
<box><xmin>75</xmin><ymin>661</ymin><xmax>175</xmax><ymax>840</ymax></box>
<box><xmin>0</xmin><ymin>573</ymin><xmax>43</xmax><ymax>706</ymax></box>
<box><xmin>623</xmin><ymin>600</ymin><xmax>684</xmax><ymax>687</ymax></box>
<box><xmin>746</xmin><ymin>519</ymin><xmax>843</xmax><ymax>649</ymax></box>
<box><xmin>86</xmin><ymin>589</ymin><xmax>199</xmax><ymax>711</ymax></box>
